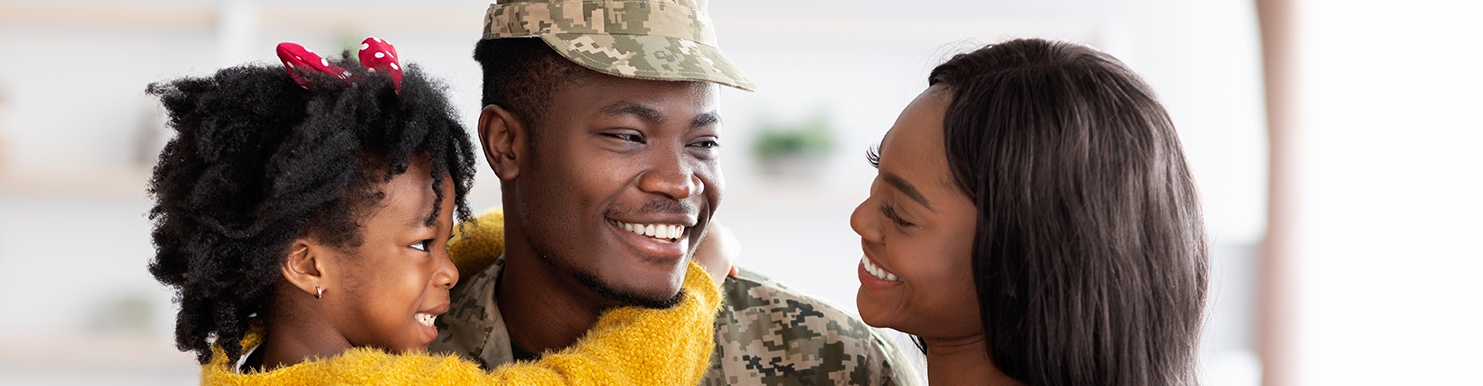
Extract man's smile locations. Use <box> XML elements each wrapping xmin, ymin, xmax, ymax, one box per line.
<box><xmin>613</xmin><ymin>220</ymin><xmax>687</xmax><ymax>242</ymax></box>
<box><xmin>607</xmin><ymin>218</ymin><xmax>694</xmax><ymax>260</ymax></box>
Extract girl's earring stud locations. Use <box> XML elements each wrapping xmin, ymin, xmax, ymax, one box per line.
<box><xmin>315</xmin><ymin>285</ymin><xmax>324</xmax><ymax>299</ymax></box>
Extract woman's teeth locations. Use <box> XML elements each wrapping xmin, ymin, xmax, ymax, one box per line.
<box><xmin>415</xmin><ymin>313</ymin><xmax>436</xmax><ymax>328</ymax></box>
<box><xmin>862</xmin><ymin>256</ymin><xmax>900</xmax><ymax>282</ymax></box>
<box><xmin>614</xmin><ymin>221</ymin><xmax>685</xmax><ymax>241</ymax></box>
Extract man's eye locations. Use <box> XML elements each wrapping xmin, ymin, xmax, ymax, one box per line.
<box><xmin>410</xmin><ymin>239</ymin><xmax>434</xmax><ymax>252</ymax></box>
<box><xmin>691</xmin><ymin>139</ymin><xmax>720</xmax><ymax>148</ymax></box>
<box><xmin>603</xmin><ymin>133</ymin><xmax>644</xmax><ymax>143</ymax></box>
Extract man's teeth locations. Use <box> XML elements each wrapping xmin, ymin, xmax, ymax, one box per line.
<box><xmin>861</xmin><ymin>256</ymin><xmax>900</xmax><ymax>282</ymax></box>
<box><xmin>615</xmin><ymin>221</ymin><xmax>685</xmax><ymax>240</ymax></box>
<box><xmin>415</xmin><ymin>313</ymin><xmax>436</xmax><ymax>328</ymax></box>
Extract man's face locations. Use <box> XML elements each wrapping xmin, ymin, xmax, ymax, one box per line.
<box><xmin>513</xmin><ymin>75</ymin><xmax>722</xmax><ymax>307</ymax></box>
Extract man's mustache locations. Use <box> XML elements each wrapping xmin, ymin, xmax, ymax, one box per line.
<box><xmin>610</xmin><ymin>199</ymin><xmax>700</xmax><ymax>219</ymax></box>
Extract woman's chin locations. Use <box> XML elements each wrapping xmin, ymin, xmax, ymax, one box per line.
<box><xmin>855</xmin><ymin>289</ymin><xmax>903</xmax><ymax>331</ymax></box>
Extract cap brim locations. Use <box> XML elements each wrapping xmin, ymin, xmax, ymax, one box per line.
<box><xmin>539</xmin><ymin>33</ymin><xmax>756</xmax><ymax>92</ymax></box>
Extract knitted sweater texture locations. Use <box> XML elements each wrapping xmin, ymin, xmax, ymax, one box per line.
<box><xmin>199</xmin><ymin>213</ymin><xmax>720</xmax><ymax>385</ymax></box>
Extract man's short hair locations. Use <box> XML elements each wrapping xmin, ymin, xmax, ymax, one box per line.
<box><xmin>473</xmin><ymin>38</ymin><xmax>592</xmax><ymax>131</ymax></box>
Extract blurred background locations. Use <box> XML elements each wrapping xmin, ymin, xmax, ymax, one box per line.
<box><xmin>0</xmin><ymin>0</ymin><xmax>1477</xmax><ymax>385</ymax></box>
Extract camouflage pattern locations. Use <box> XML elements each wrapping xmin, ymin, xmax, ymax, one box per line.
<box><xmin>483</xmin><ymin>0</ymin><xmax>756</xmax><ymax>91</ymax></box>
<box><xmin>704</xmin><ymin>267</ymin><xmax>921</xmax><ymax>386</ymax></box>
<box><xmin>431</xmin><ymin>256</ymin><xmax>513</xmax><ymax>370</ymax></box>
<box><xmin>432</xmin><ymin>256</ymin><xmax>921</xmax><ymax>386</ymax></box>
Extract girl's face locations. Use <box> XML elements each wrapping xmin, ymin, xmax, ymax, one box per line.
<box><xmin>850</xmin><ymin>86</ymin><xmax>982</xmax><ymax>340</ymax></box>
<box><xmin>320</xmin><ymin>159</ymin><xmax>459</xmax><ymax>353</ymax></box>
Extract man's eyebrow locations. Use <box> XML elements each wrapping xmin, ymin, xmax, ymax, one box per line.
<box><xmin>598</xmin><ymin>101</ymin><xmax>664</xmax><ymax>125</ymax></box>
<box><xmin>883</xmin><ymin>172</ymin><xmax>935</xmax><ymax>211</ymax></box>
<box><xmin>691</xmin><ymin>111</ymin><xmax>721</xmax><ymax>128</ymax></box>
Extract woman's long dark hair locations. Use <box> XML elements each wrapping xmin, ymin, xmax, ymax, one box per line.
<box><xmin>931</xmin><ymin>38</ymin><xmax>1208</xmax><ymax>386</ymax></box>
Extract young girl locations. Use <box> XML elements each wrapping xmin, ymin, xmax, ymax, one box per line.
<box><xmin>147</xmin><ymin>37</ymin><xmax>724</xmax><ymax>385</ymax></box>
<box><xmin>850</xmin><ymin>38</ymin><xmax>1208</xmax><ymax>386</ymax></box>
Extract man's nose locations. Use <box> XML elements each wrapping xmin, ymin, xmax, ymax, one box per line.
<box><xmin>637</xmin><ymin>155</ymin><xmax>702</xmax><ymax>200</ymax></box>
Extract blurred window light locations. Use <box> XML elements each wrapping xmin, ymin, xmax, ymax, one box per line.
<box><xmin>1295</xmin><ymin>1</ymin><xmax>1483</xmax><ymax>385</ymax></box>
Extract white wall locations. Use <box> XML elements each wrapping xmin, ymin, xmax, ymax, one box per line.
<box><xmin>1295</xmin><ymin>1</ymin><xmax>1483</xmax><ymax>384</ymax></box>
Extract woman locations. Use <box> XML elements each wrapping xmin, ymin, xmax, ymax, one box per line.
<box><xmin>147</xmin><ymin>38</ymin><xmax>727</xmax><ymax>385</ymax></box>
<box><xmin>851</xmin><ymin>38</ymin><xmax>1208</xmax><ymax>385</ymax></box>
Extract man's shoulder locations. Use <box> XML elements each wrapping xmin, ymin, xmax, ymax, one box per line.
<box><xmin>719</xmin><ymin>267</ymin><xmax>860</xmax><ymax>326</ymax></box>
<box><xmin>443</xmin><ymin>256</ymin><xmax>503</xmax><ymax>325</ymax></box>
<box><xmin>707</xmin><ymin>267</ymin><xmax>920</xmax><ymax>386</ymax></box>
<box><xmin>429</xmin><ymin>256</ymin><xmax>507</xmax><ymax>367</ymax></box>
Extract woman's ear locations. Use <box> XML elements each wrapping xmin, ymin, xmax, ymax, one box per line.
<box><xmin>282</xmin><ymin>238</ymin><xmax>329</xmax><ymax>299</ymax></box>
<box><xmin>479</xmin><ymin>104</ymin><xmax>526</xmax><ymax>181</ymax></box>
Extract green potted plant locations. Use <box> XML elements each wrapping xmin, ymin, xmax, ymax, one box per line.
<box><xmin>751</xmin><ymin>113</ymin><xmax>836</xmax><ymax>180</ymax></box>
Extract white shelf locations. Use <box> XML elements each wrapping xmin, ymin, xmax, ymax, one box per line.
<box><xmin>0</xmin><ymin>167</ymin><xmax>152</xmax><ymax>198</ymax></box>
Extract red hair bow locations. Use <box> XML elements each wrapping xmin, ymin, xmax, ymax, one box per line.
<box><xmin>276</xmin><ymin>37</ymin><xmax>403</xmax><ymax>93</ymax></box>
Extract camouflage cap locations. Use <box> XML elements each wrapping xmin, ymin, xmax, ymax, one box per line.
<box><xmin>483</xmin><ymin>0</ymin><xmax>756</xmax><ymax>91</ymax></box>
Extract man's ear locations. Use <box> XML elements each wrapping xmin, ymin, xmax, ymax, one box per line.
<box><xmin>479</xmin><ymin>104</ymin><xmax>526</xmax><ymax>181</ymax></box>
<box><xmin>282</xmin><ymin>238</ymin><xmax>329</xmax><ymax>298</ymax></box>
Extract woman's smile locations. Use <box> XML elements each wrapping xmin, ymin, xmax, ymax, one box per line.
<box><xmin>857</xmin><ymin>254</ymin><xmax>904</xmax><ymax>293</ymax></box>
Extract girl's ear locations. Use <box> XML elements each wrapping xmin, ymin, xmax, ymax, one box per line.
<box><xmin>282</xmin><ymin>238</ymin><xmax>329</xmax><ymax>298</ymax></box>
<box><xmin>479</xmin><ymin>104</ymin><xmax>526</xmax><ymax>181</ymax></box>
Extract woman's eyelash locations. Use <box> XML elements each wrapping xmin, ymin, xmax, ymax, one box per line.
<box><xmin>865</xmin><ymin>143</ymin><xmax>881</xmax><ymax>169</ymax></box>
<box><xmin>879</xmin><ymin>203</ymin><xmax>913</xmax><ymax>227</ymax></box>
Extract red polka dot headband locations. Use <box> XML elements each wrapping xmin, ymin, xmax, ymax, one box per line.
<box><xmin>275</xmin><ymin>36</ymin><xmax>403</xmax><ymax>93</ymax></box>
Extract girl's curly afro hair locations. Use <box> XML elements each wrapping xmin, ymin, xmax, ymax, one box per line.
<box><xmin>145</xmin><ymin>54</ymin><xmax>477</xmax><ymax>364</ymax></box>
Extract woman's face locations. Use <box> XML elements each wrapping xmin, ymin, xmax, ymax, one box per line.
<box><xmin>320</xmin><ymin>159</ymin><xmax>459</xmax><ymax>353</ymax></box>
<box><xmin>851</xmin><ymin>85</ymin><xmax>982</xmax><ymax>340</ymax></box>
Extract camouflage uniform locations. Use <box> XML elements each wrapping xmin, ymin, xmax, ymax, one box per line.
<box><xmin>433</xmin><ymin>254</ymin><xmax>920</xmax><ymax>386</ymax></box>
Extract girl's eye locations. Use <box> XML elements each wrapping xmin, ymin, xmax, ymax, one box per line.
<box><xmin>410</xmin><ymin>239</ymin><xmax>434</xmax><ymax>252</ymax></box>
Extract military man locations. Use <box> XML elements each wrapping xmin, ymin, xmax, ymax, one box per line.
<box><xmin>431</xmin><ymin>1</ymin><xmax>920</xmax><ymax>384</ymax></box>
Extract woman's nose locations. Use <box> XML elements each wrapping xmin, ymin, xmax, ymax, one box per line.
<box><xmin>850</xmin><ymin>195</ymin><xmax>881</xmax><ymax>243</ymax></box>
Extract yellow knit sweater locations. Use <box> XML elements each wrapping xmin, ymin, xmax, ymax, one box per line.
<box><xmin>200</xmin><ymin>210</ymin><xmax>720</xmax><ymax>385</ymax></box>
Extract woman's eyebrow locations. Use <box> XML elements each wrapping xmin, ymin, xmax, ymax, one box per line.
<box><xmin>883</xmin><ymin>172</ymin><xmax>935</xmax><ymax>212</ymax></box>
